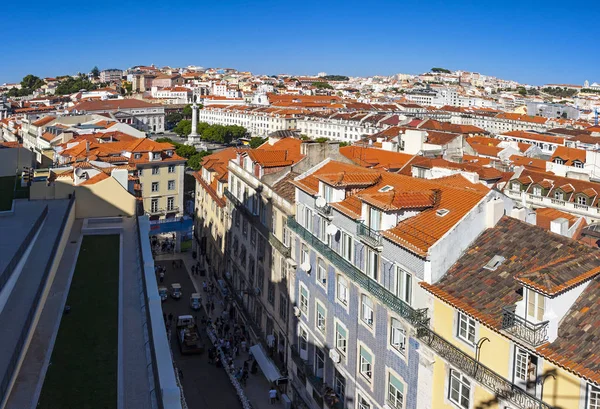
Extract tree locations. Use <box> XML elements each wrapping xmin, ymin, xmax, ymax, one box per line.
<box><xmin>249</xmin><ymin>137</ymin><xmax>267</xmax><ymax>148</ymax></box>
<box><xmin>187</xmin><ymin>151</ymin><xmax>211</xmax><ymax>170</ymax></box>
<box><xmin>176</xmin><ymin>145</ymin><xmax>197</xmax><ymax>159</ymax></box>
<box><xmin>322</xmin><ymin>75</ymin><xmax>349</xmax><ymax>81</ymax></box>
<box><xmin>21</xmin><ymin>74</ymin><xmax>45</xmax><ymax>91</ymax></box>
<box><xmin>166</xmin><ymin>112</ymin><xmax>183</xmax><ymax>126</ymax></box>
<box><xmin>55</xmin><ymin>77</ymin><xmax>97</xmax><ymax>95</ymax></box>
<box><xmin>173</xmin><ymin>120</ymin><xmax>192</xmax><ymax>136</ymax></box>
<box><xmin>182</xmin><ymin>104</ymin><xmax>193</xmax><ymax>118</ymax></box>
<box><xmin>517</xmin><ymin>87</ymin><xmax>527</xmax><ymax>96</ymax></box>
<box><xmin>91</xmin><ymin>66</ymin><xmax>100</xmax><ymax>79</ymax></box>
<box><xmin>312</xmin><ymin>82</ymin><xmax>333</xmax><ymax>89</ymax></box>
<box><xmin>431</xmin><ymin>67</ymin><xmax>451</xmax><ymax>73</ymax></box>
<box><xmin>338</xmin><ymin>141</ymin><xmax>349</xmax><ymax>147</ymax></box>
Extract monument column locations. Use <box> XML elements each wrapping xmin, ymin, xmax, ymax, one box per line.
<box><xmin>188</xmin><ymin>102</ymin><xmax>198</xmax><ymax>142</ymax></box>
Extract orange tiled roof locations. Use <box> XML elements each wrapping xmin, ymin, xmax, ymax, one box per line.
<box><xmin>339</xmin><ymin>146</ymin><xmax>414</xmax><ymax>170</ymax></box>
<box><xmin>32</xmin><ymin>116</ymin><xmax>56</xmax><ymax>127</ymax></box>
<box><xmin>551</xmin><ymin>146</ymin><xmax>586</xmax><ymax>166</ymax></box>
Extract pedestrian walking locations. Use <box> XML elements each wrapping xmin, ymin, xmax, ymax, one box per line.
<box><xmin>159</xmin><ymin>271</ymin><xmax>165</xmax><ymax>283</ymax></box>
<box><xmin>269</xmin><ymin>387</ymin><xmax>277</xmax><ymax>404</ymax></box>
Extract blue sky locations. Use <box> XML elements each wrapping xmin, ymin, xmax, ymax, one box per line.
<box><xmin>2</xmin><ymin>0</ymin><xmax>598</xmax><ymax>85</ymax></box>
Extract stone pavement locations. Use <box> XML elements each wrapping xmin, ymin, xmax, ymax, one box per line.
<box><xmin>155</xmin><ymin>252</ymin><xmax>288</xmax><ymax>409</ymax></box>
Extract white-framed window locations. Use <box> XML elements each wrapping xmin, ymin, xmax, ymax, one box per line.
<box><xmin>168</xmin><ymin>180</ymin><xmax>175</xmax><ymax>190</ymax></box>
<box><xmin>395</xmin><ymin>266</ymin><xmax>412</xmax><ymax>305</ymax></box>
<box><xmin>337</xmin><ymin>275</ymin><xmax>349</xmax><ymax>305</ymax></box>
<box><xmin>361</xmin><ymin>294</ymin><xmax>374</xmax><ymax>327</ymax></box>
<box><xmin>152</xmin><ymin>166</ymin><xmax>159</xmax><ymax>175</ymax></box>
<box><xmin>315</xmin><ymin>346</ymin><xmax>325</xmax><ymax>379</ymax></box>
<box><xmin>324</xmin><ymin>184</ymin><xmax>333</xmax><ymax>202</ymax></box>
<box><xmin>357</xmin><ymin>395</ymin><xmax>371</xmax><ymax>409</ymax></box>
<box><xmin>366</xmin><ymin>249</ymin><xmax>379</xmax><ymax>280</ymax></box>
<box><xmin>317</xmin><ymin>258</ymin><xmax>327</xmax><ymax>286</ymax></box>
<box><xmin>359</xmin><ymin>346</ymin><xmax>373</xmax><ymax>382</ymax></box>
<box><xmin>283</xmin><ymin>227</ymin><xmax>291</xmax><ymax>247</ymax></box>
<box><xmin>511</xmin><ymin>181</ymin><xmax>520</xmax><ymax>191</ymax></box>
<box><xmin>457</xmin><ymin>312</ymin><xmax>476</xmax><ymax>345</ymax></box>
<box><xmin>526</xmin><ymin>288</ymin><xmax>545</xmax><ymax>322</ymax></box>
<box><xmin>553</xmin><ymin>158</ymin><xmax>564</xmax><ymax>165</ymax></box>
<box><xmin>168</xmin><ymin>165</ymin><xmax>175</xmax><ymax>173</ymax></box>
<box><xmin>299</xmin><ymin>284</ymin><xmax>309</xmax><ymax>316</ymax></box>
<box><xmin>301</xmin><ymin>244</ymin><xmax>309</xmax><ymax>265</ymax></box>
<box><xmin>335</xmin><ymin>322</ymin><xmax>347</xmax><ymax>355</ymax></box>
<box><xmin>298</xmin><ymin>326</ymin><xmax>308</xmax><ymax>360</ymax></box>
<box><xmin>577</xmin><ymin>195</ymin><xmax>588</xmax><ymax>205</ymax></box>
<box><xmin>167</xmin><ymin>197</ymin><xmax>174</xmax><ymax>211</ymax></box>
<box><xmin>304</xmin><ymin>207</ymin><xmax>313</xmax><ymax>232</ymax></box>
<box><xmin>368</xmin><ymin>206</ymin><xmax>382</xmax><ymax>230</ymax></box>
<box><xmin>334</xmin><ymin>369</ymin><xmax>346</xmax><ymax>403</ymax></box>
<box><xmin>151</xmin><ymin>198</ymin><xmax>158</xmax><ymax>213</ymax></box>
<box><xmin>318</xmin><ymin>216</ymin><xmax>328</xmax><ymax>242</ymax></box>
<box><xmin>449</xmin><ymin>369</ymin><xmax>471</xmax><ymax>409</ymax></box>
<box><xmin>390</xmin><ymin>318</ymin><xmax>406</xmax><ymax>354</ymax></box>
<box><xmin>532</xmin><ymin>186</ymin><xmax>542</xmax><ymax>196</ymax></box>
<box><xmin>151</xmin><ymin>182</ymin><xmax>159</xmax><ymax>192</ymax></box>
<box><xmin>554</xmin><ymin>190</ymin><xmax>564</xmax><ymax>200</ymax></box>
<box><xmin>587</xmin><ymin>384</ymin><xmax>600</xmax><ymax>409</ymax></box>
<box><xmin>387</xmin><ymin>373</ymin><xmax>405</xmax><ymax>409</ymax></box>
<box><xmin>316</xmin><ymin>301</ymin><xmax>326</xmax><ymax>333</ymax></box>
<box><xmin>341</xmin><ymin>231</ymin><xmax>354</xmax><ymax>263</ymax></box>
<box><xmin>575</xmin><ymin>161</ymin><xmax>584</xmax><ymax>169</ymax></box>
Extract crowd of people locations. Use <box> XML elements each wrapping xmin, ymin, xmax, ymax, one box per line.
<box><xmin>151</xmin><ymin>234</ymin><xmax>176</xmax><ymax>255</ymax></box>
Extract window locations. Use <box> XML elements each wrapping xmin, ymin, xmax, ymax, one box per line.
<box><xmin>337</xmin><ymin>275</ymin><xmax>349</xmax><ymax>305</ymax></box>
<box><xmin>324</xmin><ymin>184</ymin><xmax>333</xmax><ymax>202</ymax></box>
<box><xmin>532</xmin><ymin>186</ymin><xmax>542</xmax><ymax>196</ymax></box>
<box><xmin>554</xmin><ymin>190</ymin><xmax>564</xmax><ymax>200</ymax></box>
<box><xmin>513</xmin><ymin>347</ymin><xmax>538</xmax><ymax>392</ymax></box>
<box><xmin>449</xmin><ymin>369</ymin><xmax>471</xmax><ymax>409</ymax></box>
<box><xmin>304</xmin><ymin>207</ymin><xmax>313</xmax><ymax>232</ymax></box>
<box><xmin>366</xmin><ymin>249</ymin><xmax>379</xmax><ymax>280</ymax></box>
<box><xmin>575</xmin><ymin>161</ymin><xmax>584</xmax><ymax>169</ymax></box>
<box><xmin>341</xmin><ymin>232</ymin><xmax>354</xmax><ymax>263</ymax></box>
<box><xmin>577</xmin><ymin>195</ymin><xmax>588</xmax><ymax>205</ymax></box>
<box><xmin>279</xmin><ymin>295</ymin><xmax>288</xmax><ymax>322</ymax></box>
<box><xmin>317</xmin><ymin>258</ymin><xmax>327</xmax><ymax>286</ymax></box>
<box><xmin>299</xmin><ymin>327</ymin><xmax>308</xmax><ymax>359</ymax></box>
<box><xmin>390</xmin><ymin>318</ymin><xmax>406</xmax><ymax>354</ymax></box>
<box><xmin>167</xmin><ymin>197</ymin><xmax>174</xmax><ymax>211</ymax></box>
<box><xmin>301</xmin><ymin>244</ymin><xmax>309</xmax><ymax>266</ymax></box>
<box><xmin>299</xmin><ymin>285</ymin><xmax>309</xmax><ymax>316</ymax></box>
<box><xmin>588</xmin><ymin>384</ymin><xmax>600</xmax><ymax>409</ymax></box>
<box><xmin>553</xmin><ymin>158</ymin><xmax>564</xmax><ymax>165</ymax></box>
<box><xmin>457</xmin><ymin>312</ymin><xmax>476</xmax><ymax>345</ymax></box>
<box><xmin>151</xmin><ymin>182</ymin><xmax>159</xmax><ymax>192</ymax></box>
<box><xmin>168</xmin><ymin>165</ymin><xmax>175</xmax><ymax>173</ymax></box>
<box><xmin>334</xmin><ymin>370</ymin><xmax>346</xmax><ymax>403</ymax></box>
<box><xmin>315</xmin><ymin>347</ymin><xmax>325</xmax><ymax>378</ymax></box>
<box><xmin>335</xmin><ymin>323</ymin><xmax>347</xmax><ymax>355</ymax></box>
<box><xmin>316</xmin><ymin>302</ymin><xmax>326</xmax><ymax>333</ymax></box>
<box><xmin>526</xmin><ymin>288</ymin><xmax>545</xmax><ymax>322</ymax></box>
<box><xmin>388</xmin><ymin>374</ymin><xmax>405</xmax><ymax>409</ymax></box>
<box><xmin>395</xmin><ymin>266</ymin><xmax>412</xmax><ymax>305</ymax></box>
<box><xmin>369</xmin><ymin>206</ymin><xmax>382</xmax><ymax>230</ymax></box>
<box><xmin>359</xmin><ymin>346</ymin><xmax>373</xmax><ymax>381</ymax></box>
<box><xmin>250</xmin><ymin>227</ymin><xmax>257</xmax><ymax>245</ymax></box>
<box><xmin>168</xmin><ymin>180</ymin><xmax>175</xmax><ymax>190</ymax></box>
<box><xmin>280</xmin><ymin>256</ymin><xmax>287</xmax><ymax>281</ymax></box>
<box><xmin>511</xmin><ymin>181</ymin><xmax>520</xmax><ymax>191</ymax></box>
<box><xmin>151</xmin><ymin>198</ymin><xmax>158</xmax><ymax>213</ymax></box>
<box><xmin>318</xmin><ymin>216</ymin><xmax>328</xmax><ymax>242</ymax></box>
<box><xmin>267</xmin><ymin>281</ymin><xmax>275</xmax><ymax>305</ymax></box>
<box><xmin>152</xmin><ymin>166</ymin><xmax>159</xmax><ymax>175</ymax></box>
<box><xmin>361</xmin><ymin>294</ymin><xmax>374</xmax><ymax>327</ymax></box>
<box><xmin>283</xmin><ymin>227</ymin><xmax>291</xmax><ymax>247</ymax></box>
<box><xmin>358</xmin><ymin>395</ymin><xmax>371</xmax><ymax>409</ymax></box>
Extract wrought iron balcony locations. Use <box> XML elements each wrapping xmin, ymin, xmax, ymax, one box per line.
<box><xmin>501</xmin><ymin>306</ymin><xmax>549</xmax><ymax>347</ymax></box>
<box><xmin>224</xmin><ymin>188</ymin><xmax>269</xmax><ymax>237</ymax></box>
<box><xmin>357</xmin><ymin>221</ymin><xmax>382</xmax><ymax>247</ymax></box>
<box><xmin>288</xmin><ymin>216</ymin><xmax>428</xmax><ymax>327</ymax></box>
<box><xmin>269</xmin><ymin>232</ymin><xmax>291</xmax><ymax>259</ymax></box>
<box><xmin>416</xmin><ymin>326</ymin><xmax>552</xmax><ymax>409</ymax></box>
<box><xmin>315</xmin><ymin>203</ymin><xmax>332</xmax><ymax>217</ymax></box>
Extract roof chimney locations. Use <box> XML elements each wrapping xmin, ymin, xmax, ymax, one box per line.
<box><xmin>550</xmin><ymin>218</ymin><xmax>569</xmax><ymax>237</ymax></box>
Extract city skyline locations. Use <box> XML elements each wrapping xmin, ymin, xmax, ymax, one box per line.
<box><xmin>2</xmin><ymin>0</ymin><xmax>599</xmax><ymax>85</ymax></box>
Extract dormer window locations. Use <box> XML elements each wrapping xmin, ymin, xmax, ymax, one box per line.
<box><xmin>574</xmin><ymin>161</ymin><xmax>584</xmax><ymax>169</ymax></box>
<box><xmin>134</xmin><ymin>153</ymin><xmax>142</xmax><ymax>159</ymax></box>
<box><xmin>577</xmin><ymin>195</ymin><xmax>588</xmax><ymax>205</ymax></box>
<box><xmin>553</xmin><ymin>158</ymin><xmax>564</xmax><ymax>165</ymax></box>
<box><xmin>368</xmin><ymin>206</ymin><xmax>382</xmax><ymax>231</ymax></box>
<box><xmin>532</xmin><ymin>186</ymin><xmax>542</xmax><ymax>196</ymax></box>
<box><xmin>323</xmin><ymin>184</ymin><xmax>333</xmax><ymax>203</ymax></box>
<box><xmin>526</xmin><ymin>288</ymin><xmax>545</xmax><ymax>323</ymax></box>
<box><xmin>511</xmin><ymin>181</ymin><xmax>520</xmax><ymax>192</ymax></box>
<box><xmin>554</xmin><ymin>191</ymin><xmax>564</xmax><ymax>200</ymax></box>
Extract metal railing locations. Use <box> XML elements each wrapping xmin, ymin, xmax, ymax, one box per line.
<box><xmin>291</xmin><ymin>345</ymin><xmax>324</xmax><ymax>392</ymax></box>
<box><xmin>0</xmin><ymin>195</ymin><xmax>74</xmax><ymax>404</ymax></box>
<box><xmin>416</xmin><ymin>326</ymin><xmax>552</xmax><ymax>409</ymax></box>
<box><xmin>315</xmin><ymin>203</ymin><xmax>332</xmax><ymax>217</ymax></box>
<box><xmin>501</xmin><ymin>307</ymin><xmax>549</xmax><ymax>347</ymax></box>
<box><xmin>269</xmin><ymin>232</ymin><xmax>291</xmax><ymax>259</ymax></box>
<box><xmin>356</xmin><ymin>221</ymin><xmax>382</xmax><ymax>246</ymax></box>
<box><xmin>288</xmin><ymin>216</ymin><xmax>428</xmax><ymax>327</ymax></box>
<box><xmin>224</xmin><ymin>189</ymin><xmax>269</xmax><ymax>237</ymax></box>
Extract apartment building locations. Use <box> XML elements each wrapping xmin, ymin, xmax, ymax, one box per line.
<box><xmin>504</xmin><ymin>167</ymin><xmax>600</xmax><ymax>222</ymax></box>
<box><xmin>285</xmin><ymin>160</ymin><xmax>507</xmax><ymax>409</ymax></box>
<box><xmin>54</xmin><ymin>137</ymin><xmax>186</xmax><ymax>219</ymax></box>
<box><xmin>296</xmin><ymin>113</ymin><xmax>400</xmax><ymax>143</ymax></box>
<box><xmin>193</xmin><ymin>148</ymin><xmax>239</xmax><ymax>280</ymax></box>
<box><xmin>99</xmin><ymin>68</ymin><xmax>123</xmax><ymax>83</ymax></box>
<box><xmin>497</xmin><ymin>130</ymin><xmax>565</xmax><ymax>155</ymax></box>
<box><xmin>197</xmin><ymin>105</ymin><xmax>302</xmax><ymax>137</ymax></box>
<box><xmin>150</xmin><ymin>87</ymin><xmax>192</xmax><ymax>104</ymax></box>
<box><xmin>222</xmin><ymin>136</ymin><xmax>352</xmax><ymax>383</ymax></box>
<box><xmin>71</xmin><ymin>99</ymin><xmax>165</xmax><ymax>133</ymax></box>
<box><xmin>421</xmin><ymin>216</ymin><xmax>600</xmax><ymax>409</ymax></box>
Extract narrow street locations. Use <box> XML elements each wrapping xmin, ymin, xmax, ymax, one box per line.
<box><xmin>155</xmin><ymin>259</ymin><xmax>243</xmax><ymax>409</ymax></box>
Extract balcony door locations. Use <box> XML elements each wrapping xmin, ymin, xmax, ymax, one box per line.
<box><xmin>513</xmin><ymin>346</ymin><xmax>538</xmax><ymax>394</ymax></box>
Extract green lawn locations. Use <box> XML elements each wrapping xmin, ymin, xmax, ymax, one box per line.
<box><xmin>38</xmin><ymin>235</ymin><xmax>120</xmax><ymax>409</ymax></box>
<box><xmin>0</xmin><ymin>176</ymin><xmax>15</xmax><ymax>210</ymax></box>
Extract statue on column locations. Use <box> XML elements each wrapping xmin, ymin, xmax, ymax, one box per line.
<box><xmin>188</xmin><ymin>102</ymin><xmax>199</xmax><ymax>142</ymax></box>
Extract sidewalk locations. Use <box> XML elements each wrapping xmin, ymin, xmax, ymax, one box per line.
<box><xmin>155</xmin><ymin>252</ymin><xmax>288</xmax><ymax>409</ymax></box>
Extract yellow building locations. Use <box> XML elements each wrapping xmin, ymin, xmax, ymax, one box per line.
<box><xmin>419</xmin><ymin>216</ymin><xmax>600</xmax><ymax>409</ymax></box>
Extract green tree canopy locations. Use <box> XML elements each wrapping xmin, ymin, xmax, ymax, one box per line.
<box><xmin>249</xmin><ymin>137</ymin><xmax>267</xmax><ymax>148</ymax></box>
<box><xmin>21</xmin><ymin>74</ymin><xmax>45</xmax><ymax>90</ymax></box>
<box><xmin>182</xmin><ymin>104</ymin><xmax>193</xmax><ymax>118</ymax></box>
<box><xmin>322</xmin><ymin>75</ymin><xmax>349</xmax><ymax>81</ymax></box>
<box><xmin>187</xmin><ymin>151</ymin><xmax>211</xmax><ymax>170</ymax></box>
<box><xmin>55</xmin><ymin>77</ymin><xmax>97</xmax><ymax>95</ymax></box>
<box><xmin>173</xmin><ymin>120</ymin><xmax>192</xmax><ymax>136</ymax></box>
<box><xmin>431</xmin><ymin>67</ymin><xmax>451</xmax><ymax>73</ymax></box>
<box><xmin>312</xmin><ymin>82</ymin><xmax>333</xmax><ymax>89</ymax></box>
<box><xmin>175</xmin><ymin>145</ymin><xmax>197</xmax><ymax>159</ymax></box>
<box><xmin>91</xmin><ymin>66</ymin><xmax>100</xmax><ymax>78</ymax></box>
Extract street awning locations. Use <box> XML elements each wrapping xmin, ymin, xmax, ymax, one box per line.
<box><xmin>249</xmin><ymin>344</ymin><xmax>285</xmax><ymax>383</ymax></box>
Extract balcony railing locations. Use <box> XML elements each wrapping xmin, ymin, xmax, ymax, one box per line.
<box><xmin>416</xmin><ymin>326</ymin><xmax>551</xmax><ymax>409</ymax></box>
<box><xmin>269</xmin><ymin>232</ymin><xmax>291</xmax><ymax>259</ymax></box>
<box><xmin>288</xmin><ymin>216</ymin><xmax>428</xmax><ymax>327</ymax></box>
<box><xmin>224</xmin><ymin>189</ymin><xmax>269</xmax><ymax>237</ymax></box>
<box><xmin>501</xmin><ymin>306</ymin><xmax>549</xmax><ymax>347</ymax></box>
<box><xmin>315</xmin><ymin>203</ymin><xmax>332</xmax><ymax>217</ymax></box>
<box><xmin>357</xmin><ymin>221</ymin><xmax>382</xmax><ymax>247</ymax></box>
<box><xmin>291</xmin><ymin>345</ymin><xmax>324</xmax><ymax>396</ymax></box>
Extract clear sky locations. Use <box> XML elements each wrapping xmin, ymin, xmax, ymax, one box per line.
<box><xmin>2</xmin><ymin>0</ymin><xmax>598</xmax><ymax>85</ymax></box>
